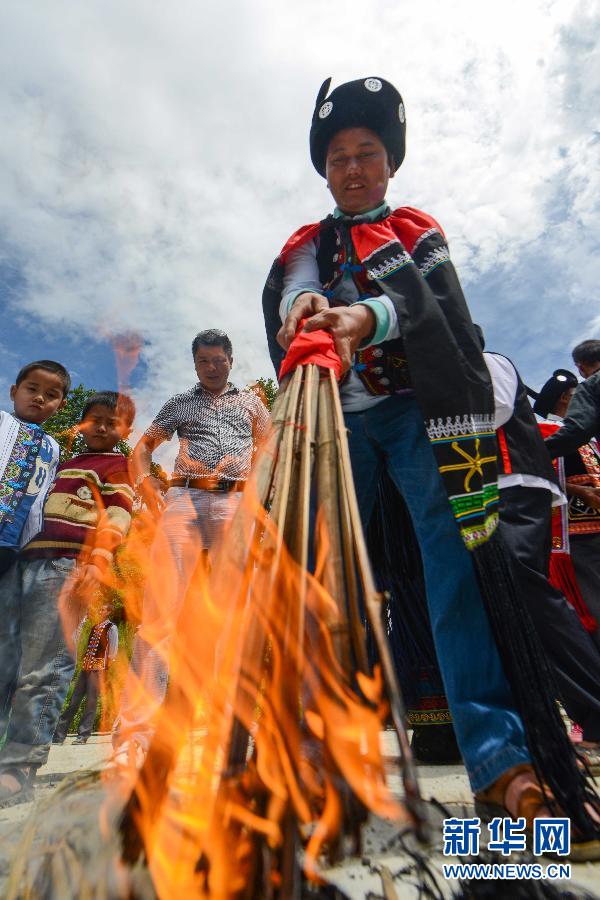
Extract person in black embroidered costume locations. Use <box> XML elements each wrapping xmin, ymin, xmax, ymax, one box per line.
<box><xmin>53</xmin><ymin>603</ymin><xmax>118</xmax><ymax>745</ymax></box>
<box><xmin>534</xmin><ymin>369</ymin><xmax>600</xmax><ymax>772</ymax></box>
<box><xmin>262</xmin><ymin>76</ymin><xmax>600</xmax><ymax>851</ymax></box>
<box><xmin>480</xmin><ymin>349</ymin><xmax>600</xmax><ymax>774</ymax></box>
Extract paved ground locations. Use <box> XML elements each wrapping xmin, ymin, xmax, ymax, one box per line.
<box><xmin>1</xmin><ymin>733</ymin><xmax>599</xmax><ymax>898</ymax></box>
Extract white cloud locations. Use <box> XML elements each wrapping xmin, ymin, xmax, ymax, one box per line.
<box><xmin>0</xmin><ymin>0</ymin><xmax>598</xmax><ymax>446</ymax></box>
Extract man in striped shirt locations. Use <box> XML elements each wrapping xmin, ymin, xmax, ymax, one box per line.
<box><xmin>112</xmin><ymin>329</ymin><xmax>270</xmax><ymax>768</ymax></box>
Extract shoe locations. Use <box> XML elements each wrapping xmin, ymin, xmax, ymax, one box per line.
<box><xmin>475</xmin><ymin>763</ymin><xmax>600</xmax><ymax>862</ymax></box>
<box><xmin>73</xmin><ymin>736</ymin><xmax>88</xmax><ymax>745</ymax></box>
<box><xmin>51</xmin><ymin>736</ymin><xmax>65</xmax><ymax>745</ymax></box>
<box><xmin>0</xmin><ymin>767</ymin><xmax>37</xmax><ymax>809</ymax></box>
<box><xmin>410</xmin><ymin>723</ymin><xmax>462</xmax><ymax>765</ymax></box>
<box><xmin>108</xmin><ymin>739</ymin><xmax>147</xmax><ymax>772</ymax></box>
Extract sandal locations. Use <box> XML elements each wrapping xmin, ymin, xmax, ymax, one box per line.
<box><xmin>475</xmin><ymin>763</ymin><xmax>600</xmax><ymax>862</ymax></box>
<box><xmin>0</xmin><ymin>766</ymin><xmax>36</xmax><ymax>808</ymax></box>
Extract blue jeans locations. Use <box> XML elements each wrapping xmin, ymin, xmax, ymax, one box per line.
<box><xmin>0</xmin><ymin>558</ymin><xmax>77</xmax><ymax>768</ymax></box>
<box><xmin>345</xmin><ymin>395</ymin><xmax>530</xmax><ymax>792</ymax></box>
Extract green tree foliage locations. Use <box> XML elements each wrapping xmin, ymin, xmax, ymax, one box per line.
<box><xmin>45</xmin><ymin>384</ymin><xmax>132</xmax><ymax>461</ymax></box>
<box><xmin>248</xmin><ymin>376</ymin><xmax>278</xmax><ymax>411</ymax></box>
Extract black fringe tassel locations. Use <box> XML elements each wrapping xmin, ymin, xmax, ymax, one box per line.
<box><xmin>366</xmin><ymin>474</ymin><xmax>444</xmax><ymax>707</ymax></box>
<box><xmin>473</xmin><ymin>533</ymin><xmax>600</xmax><ymax>840</ymax></box>
<box><xmin>367</xmin><ymin>475</ymin><xmax>599</xmax><ymax>838</ymax></box>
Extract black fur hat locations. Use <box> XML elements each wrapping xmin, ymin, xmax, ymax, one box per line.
<box><xmin>531</xmin><ymin>369</ymin><xmax>579</xmax><ymax>418</ymax></box>
<box><xmin>309</xmin><ymin>76</ymin><xmax>406</xmax><ymax>178</ymax></box>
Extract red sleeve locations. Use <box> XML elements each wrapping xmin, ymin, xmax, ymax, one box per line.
<box><xmin>538</xmin><ymin>422</ymin><xmax>560</xmax><ymax>439</ymax></box>
<box><xmin>278</xmin><ymin>222</ymin><xmax>322</xmax><ymax>263</ymax></box>
<box><xmin>388</xmin><ymin>206</ymin><xmax>446</xmax><ymax>254</ymax></box>
<box><xmin>351</xmin><ymin>206</ymin><xmax>447</xmax><ymax>262</ymax></box>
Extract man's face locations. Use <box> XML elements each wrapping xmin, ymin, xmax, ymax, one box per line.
<box><xmin>554</xmin><ymin>387</ymin><xmax>576</xmax><ymax>418</ymax></box>
<box><xmin>575</xmin><ymin>360</ymin><xmax>600</xmax><ymax>379</ymax></box>
<box><xmin>10</xmin><ymin>369</ymin><xmax>67</xmax><ymax>425</ymax></box>
<box><xmin>79</xmin><ymin>403</ymin><xmax>131</xmax><ymax>453</ymax></box>
<box><xmin>194</xmin><ymin>345</ymin><xmax>232</xmax><ymax>394</ymax></box>
<box><xmin>325</xmin><ymin>127</ymin><xmax>392</xmax><ymax>215</ymax></box>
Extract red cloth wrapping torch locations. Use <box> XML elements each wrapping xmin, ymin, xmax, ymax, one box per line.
<box><xmin>278</xmin><ymin>319</ymin><xmax>343</xmax><ymax>381</ymax></box>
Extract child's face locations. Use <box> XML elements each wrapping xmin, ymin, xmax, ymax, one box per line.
<box><xmin>325</xmin><ymin>126</ymin><xmax>392</xmax><ymax>215</ymax></box>
<box><xmin>79</xmin><ymin>404</ymin><xmax>131</xmax><ymax>453</ymax></box>
<box><xmin>10</xmin><ymin>369</ymin><xmax>67</xmax><ymax>425</ymax></box>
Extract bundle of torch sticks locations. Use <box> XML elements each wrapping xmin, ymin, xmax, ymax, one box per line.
<box><xmin>114</xmin><ymin>354</ymin><xmax>428</xmax><ymax>898</ymax></box>
<box><xmin>8</xmin><ymin>348</ymin><xmax>428</xmax><ymax>900</ymax></box>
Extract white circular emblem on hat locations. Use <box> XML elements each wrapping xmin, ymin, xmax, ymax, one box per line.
<box><xmin>77</xmin><ymin>485</ymin><xmax>93</xmax><ymax>501</ymax></box>
<box><xmin>398</xmin><ymin>101</ymin><xmax>406</xmax><ymax>123</ymax></box>
<box><xmin>319</xmin><ymin>101</ymin><xmax>333</xmax><ymax>119</ymax></box>
<box><xmin>364</xmin><ymin>78</ymin><xmax>382</xmax><ymax>92</ymax></box>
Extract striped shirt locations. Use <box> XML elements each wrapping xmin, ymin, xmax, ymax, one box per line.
<box><xmin>145</xmin><ymin>383</ymin><xmax>270</xmax><ymax>480</ymax></box>
<box><xmin>22</xmin><ymin>452</ymin><xmax>134</xmax><ymax>570</ymax></box>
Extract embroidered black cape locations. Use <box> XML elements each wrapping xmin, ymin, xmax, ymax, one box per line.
<box><xmin>263</xmin><ymin>206</ymin><xmax>498</xmax><ymax>551</ymax></box>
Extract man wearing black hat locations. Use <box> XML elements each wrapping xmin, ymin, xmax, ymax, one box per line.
<box><xmin>262</xmin><ymin>77</ymin><xmax>600</xmax><ymax>844</ymax></box>
<box><xmin>482</xmin><ymin>355</ymin><xmax>600</xmax><ymax>771</ymax></box>
<box><xmin>536</xmin><ymin>371</ymin><xmax>600</xmax><ymax>671</ymax></box>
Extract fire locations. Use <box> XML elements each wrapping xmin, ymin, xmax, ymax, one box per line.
<box><xmin>111</xmin><ymin>332</ymin><xmax>145</xmax><ymax>392</ymax></box>
<box><xmin>58</xmin><ymin>362</ymin><xmax>420</xmax><ymax>897</ymax></box>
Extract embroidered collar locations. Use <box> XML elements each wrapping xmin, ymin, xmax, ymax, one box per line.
<box><xmin>333</xmin><ymin>199</ymin><xmax>391</xmax><ymax>226</ymax></box>
<box><xmin>13</xmin><ymin>417</ymin><xmax>41</xmax><ymax>430</ymax></box>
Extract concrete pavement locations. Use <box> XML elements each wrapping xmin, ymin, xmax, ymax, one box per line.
<box><xmin>0</xmin><ymin>733</ymin><xmax>598</xmax><ymax>898</ymax></box>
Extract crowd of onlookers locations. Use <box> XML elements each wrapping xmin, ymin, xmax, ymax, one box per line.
<box><xmin>0</xmin><ymin>328</ymin><xmax>271</xmax><ymax>802</ymax></box>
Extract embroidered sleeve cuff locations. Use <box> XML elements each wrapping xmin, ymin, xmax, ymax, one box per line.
<box><xmin>355</xmin><ymin>298</ymin><xmax>392</xmax><ymax>347</ymax></box>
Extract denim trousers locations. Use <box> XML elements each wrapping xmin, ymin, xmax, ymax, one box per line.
<box><xmin>113</xmin><ymin>487</ymin><xmax>241</xmax><ymax>751</ymax></box>
<box><xmin>345</xmin><ymin>395</ymin><xmax>530</xmax><ymax>792</ymax></box>
<box><xmin>54</xmin><ymin>669</ymin><xmax>103</xmax><ymax>741</ymax></box>
<box><xmin>0</xmin><ymin>558</ymin><xmax>76</xmax><ymax>768</ymax></box>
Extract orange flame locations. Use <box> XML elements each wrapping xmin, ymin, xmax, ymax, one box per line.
<box><xmin>83</xmin><ymin>473</ymin><xmax>406</xmax><ymax>897</ymax></box>
<box><xmin>54</xmin><ymin>356</ymin><xmax>410</xmax><ymax>897</ymax></box>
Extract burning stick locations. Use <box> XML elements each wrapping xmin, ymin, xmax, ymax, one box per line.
<box><xmin>325</xmin><ymin>366</ymin><xmax>427</xmax><ymax>839</ymax></box>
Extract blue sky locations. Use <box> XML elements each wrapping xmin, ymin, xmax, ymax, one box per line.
<box><xmin>1</xmin><ymin>0</ymin><xmax>598</xmax><ymax>469</ymax></box>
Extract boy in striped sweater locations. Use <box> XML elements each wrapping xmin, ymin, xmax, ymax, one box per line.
<box><xmin>0</xmin><ymin>391</ymin><xmax>135</xmax><ymax>806</ymax></box>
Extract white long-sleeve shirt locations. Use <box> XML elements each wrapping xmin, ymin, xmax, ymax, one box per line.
<box><xmin>484</xmin><ymin>352</ymin><xmax>564</xmax><ymax>506</ymax></box>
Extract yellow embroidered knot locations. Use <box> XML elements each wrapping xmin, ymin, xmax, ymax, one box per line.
<box><xmin>439</xmin><ymin>438</ymin><xmax>496</xmax><ymax>492</ymax></box>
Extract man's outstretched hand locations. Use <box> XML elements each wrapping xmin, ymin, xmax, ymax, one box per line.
<box><xmin>140</xmin><ymin>475</ymin><xmax>167</xmax><ymax>516</ymax></box>
<box><xmin>277</xmin><ymin>291</ymin><xmax>375</xmax><ymax>373</ymax></box>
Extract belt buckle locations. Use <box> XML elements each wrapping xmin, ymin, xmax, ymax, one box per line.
<box><xmin>216</xmin><ymin>480</ymin><xmax>228</xmax><ymax>492</ymax></box>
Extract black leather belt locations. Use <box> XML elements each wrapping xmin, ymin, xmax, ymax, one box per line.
<box><xmin>169</xmin><ymin>477</ymin><xmax>245</xmax><ymax>492</ymax></box>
